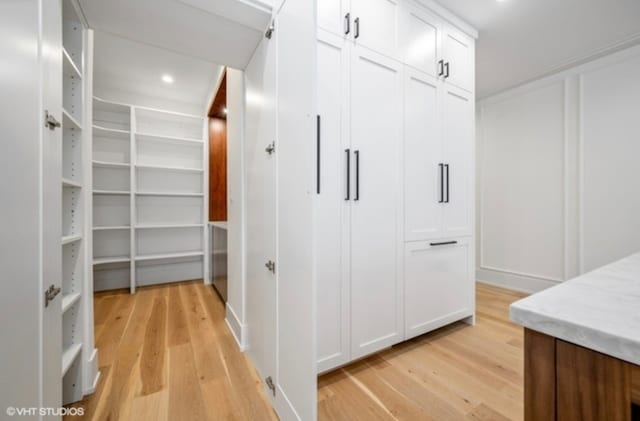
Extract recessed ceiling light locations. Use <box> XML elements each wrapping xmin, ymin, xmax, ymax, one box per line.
<box><xmin>161</xmin><ymin>74</ymin><xmax>174</xmax><ymax>84</ymax></box>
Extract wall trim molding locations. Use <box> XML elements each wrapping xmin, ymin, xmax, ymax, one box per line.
<box><xmin>225</xmin><ymin>303</ymin><xmax>247</xmax><ymax>351</ymax></box>
<box><xmin>477</xmin><ymin>268</ymin><xmax>560</xmax><ymax>294</ymax></box>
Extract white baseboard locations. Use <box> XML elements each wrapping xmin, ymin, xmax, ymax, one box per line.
<box><xmin>476</xmin><ymin>267</ymin><xmax>560</xmax><ymax>294</ymax></box>
<box><xmin>84</xmin><ymin>348</ymin><xmax>100</xmax><ymax>395</ymax></box>
<box><xmin>225</xmin><ymin>303</ymin><xmax>246</xmax><ymax>351</ymax></box>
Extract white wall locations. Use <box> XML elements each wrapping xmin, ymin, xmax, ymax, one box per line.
<box><xmin>477</xmin><ymin>44</ymin><xmax>640</xmax><ymax>293</ymax></box>
<box><xmin>225</xmin><ymin>67</ymin><xmax>247</xmax><ymax>348</ymax></box>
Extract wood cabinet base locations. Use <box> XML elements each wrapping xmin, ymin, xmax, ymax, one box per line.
<box><xmin>524</xmin><ymin>328</ymin><xmax>640</xmax><ymax>421</ymax></box>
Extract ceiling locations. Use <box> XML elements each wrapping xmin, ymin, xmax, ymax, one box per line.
<box><xmin>78</xmin><ymin>0</ymin><xmax>272</xmax><ymax>69</ymax></box>
<box><xmin>93</xmin><ymin>31</ymin><xmax>223</xmax><ymax>115</ymax></box>
<box><xmin>437</xmin><ymin>0</ymin><xmax>640</xmax><ymax>98</ymax></box>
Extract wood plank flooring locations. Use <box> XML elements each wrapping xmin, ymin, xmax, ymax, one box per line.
<box><xmin>318</xmin><ymin>283</ymin><xmax>528</xmax><ymax>421</ymax></box>
<box><xmin>65</xmin><ymin>281</ymin><xmax>277</xmax><ymax>421</ymax></box>
<box><xmin>68</xmin><ymin>281</ymin><xmax>526</xmax><ymax>420</ymax></box>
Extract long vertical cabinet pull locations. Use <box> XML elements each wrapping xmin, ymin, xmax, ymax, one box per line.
<box><xmin>316</xmin><ymin>115</ymin><xmax>321</xmax><ymax>194</ymax></box>
<box><xmin>354</xmin><ymin>17</ymin><xmax>360</xmax><ymax>39</ymax></box>
<box><xmin>438</xmin><ymin>163</ymin><xmax>444</xmax><ymax>203</ymax></box>
<box><xmin>444</xmin><ymin>62</ymin><xmax>450</xmax><ymax>79</ymax></box>
<box><xmin>344</xmin><ymin>13</ymin><xmax>351</xmax><ymax>35</ymax></box>
<box><xmin>354</xmin><ymin>150</ymin><xmax>360</xmax><ymax>201</ymax></box>
<box><xmin>445</xmin><ymin>164</ymin><xmax>450</xmax><ymax>203</ymax></box>
<box><xmin>345</xmin><ymin>149</ymin><xmax>351</xmax><ymax>200</ymax></box>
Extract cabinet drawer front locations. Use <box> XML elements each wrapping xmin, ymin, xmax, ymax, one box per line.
<box><xmin>404</xmin><ymin>238</ymin><xmax>473</xmax><ymax>339</ymax></box>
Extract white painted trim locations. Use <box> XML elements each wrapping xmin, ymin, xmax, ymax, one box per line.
<box><xmin>225</xmin><ymin>303</ymin><xmax>246</xmax><ymax>351</ymax></box>
<box><xmin>476</xmin><ymin>269</ymin><xmax>559</xmax><ymax>294</ymax></box>
<box><xmin>563</xmin><ymin>78</ymin><xmax>570</xmax><ymax>281</ymax></box>
<box><xmin>578</xmin><ymin>74</ymin><xmax>585</xmax><ymax>275</ymax></box>
<box><xmin>479</xmin><ymin>265</ymin><xmax>563</xmax><ymax>284</ymax></box>
<box><xmin>275</xmin><ymin>384</ymin><xmax>301</xmax><ymax>421</ymax></box>
<box><xmin>411</xmin><ymin>0</ymin><xmax>478</xmax><ymax>39</ymax></box>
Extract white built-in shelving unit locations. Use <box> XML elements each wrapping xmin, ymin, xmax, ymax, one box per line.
<box><xmin>92</xmin><ymin>97</ymin><xmax>208</xmax><ymax>293</ymax></box>
<box><xmin>61</xmin><ymin>0</ymin><xmax>87</xmax><ymax>405</ymax></box>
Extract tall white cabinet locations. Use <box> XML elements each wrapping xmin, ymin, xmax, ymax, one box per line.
<box><xmin>316</xmin><ymin>0</ymin><xmax>477</xmax><ymax>373</ymax></box>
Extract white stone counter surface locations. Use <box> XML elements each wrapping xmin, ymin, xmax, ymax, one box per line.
<box><xmin>510</xmin><ymin>252</ymin><xmax>640</xmax><ymax>365</ymax></box>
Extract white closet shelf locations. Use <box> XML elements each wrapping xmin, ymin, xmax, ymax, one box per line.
<box><xmin>62</xmin><ymin>109</ymin><xmax>82</xmax><ymax>130</ymax></box>
<box><xmin>61</xmin><ymin>343</ymin><xmax>82</xmax><ymax>377</ymax></box>
<box><xmin>93</xmin><ymin>225</ymin><xmax>130</xmax><ymax>231</ymax></box>
<box><xmin>135</xmin><ymin>191</ymin><xmax>204</xmax><ymax>197</ymax></box>
<box><xmin>93</xmin><ymin>190</ymin><xmax>130</xmax><ymax>195</ymax></box>
<box><xmin>135</xmin><ymin>251</ymin><xmax>204</xmax><ymax>262</ymax></box>
<box><xmin>93</xmin><ymin>160</ymin><xmax>130</xmax><ymax>169</ymax></box>
<box><xmin>135</xmin><ymin>224</ymin><xmax>204</xmax><ymax>229</ymax></box>
<box><xmin>93</xmin><ymin>125</ymin><xmax>130</xmax><ymax>136</ymax></box>
<box><xmin>93</xmin><ymin>97</ymin><xmax>131</xmax><ymax>113</ymax></box>
<box><xmin>62</xmin><ymin>47</ymin><xmax>82</xmax><ymax>79</ymax></box>
<box><xmin>135</xmin><ymin>164</ymin><xmax>204</xmax><ymax>173</ymax></box>
<box><xmin>62</xmin><ymin>292</ymin><xmax>81</xmax><ymax>313</ymax></box>
<box><xmin>94</xmin><ymin>256</ymin><xmax>131</xmax><ymax>265</ymax></box>
<box><xmin>136</xmin><ymin>132</ymin><xmax>203</xmax><ymax>145</ymax></box>
<box><xmin>62</xmin><ymin>178</ymin><xmax>82</xmax><ymax>188</ymax></box>
<box><xmin>61</xmin><ymin>234</ymin><xmax>82</xmax><ymax>245</ymax></box>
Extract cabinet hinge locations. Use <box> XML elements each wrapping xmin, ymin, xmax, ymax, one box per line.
<box><xmin>265</xmin><ymin>260</ymin><xmax>276</xmax><ymax>274</ymax></box>
<box><xmin>44</xmin><ymin>284</ymin><xmax>61</xmax><ymax>307</ymax></box>
<box><xmin>44</xmin><ymin>110</ymin><xmax>61</xmax><ymax>130</ymax></box>
<box><xmin>265</xmin><ymin>376</ymin><xmax>276</xmax><ymax>396</ymax></box>
<box><xmin>265</xmin><ymin>21</ymin><xmax>275</xmax><ymax>39</ymax></box>
<box><xmin>265</xmin><ymin>141</ymin><xmax>275</xmax><ymax>155</ymax></box>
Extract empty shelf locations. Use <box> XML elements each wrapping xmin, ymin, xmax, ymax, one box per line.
<box><xmin>135</xmin><ymin>224</ymin><xmax>204</xmax><ymax>229</ymax></box>
<box><xmin>62</xmin><ymin>178</ymin><xmax>82</xmax><ymax>188</ymax></box>
<box><xmin>62</xmin><ymin>292</ymin><xmax>81</xmax><ymax>313</ymax></box>
<box><xmin>93</xmin><ymin>125</ymin><xmax>130</xmax><ymax>140</ymax></box>
<box><xmin>135</xmin><ymin>251</ymin><xmax>204</xmax><ymax>262</ymax></box>
<box><xmin>136</xmin><ymin>191</ymin><xmax>204</xmax><ymax>197</ymax></box>
<box><xmin>62</xmin><ymin>47</ymin><xmax>82</xmax><ymax>79</ymax></box>
<box><xmin>93</xmin><ymin>190</ymin><xmax>130</xmax><ymax>195</ymax></box>
<box><xmin>93</xmin><ymin>256</ymin><xmax>131</xmax><ymax>265</ymax></box>
<box><xmin>61</xmin><ymin>343</ymin><xmax>82</xmax><ymax>377</ymax></box>
<box><xmin>136</xmin><ymin>163</ymin><xmax>203</xmax><ymax>173</ymax></box>
<box><xmin>93</xmin><ymin>160</ymin><xmax>130</xmax><ymax>169</ymax></box>
<box><xmin>136</xmin><ymin>132</ymin><xmax>203</xmax><ymax>145</ymax></box>
<box><xmin>61</xmin><ymin>234</ymin><xmax>82</xmax><ymax>245</ymax></box>
<box><xmin>93</xmin><ymin>225</ymin><xmax>130</xmax><ymax>231</ymax></box>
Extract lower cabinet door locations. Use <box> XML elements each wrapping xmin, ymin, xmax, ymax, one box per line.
<box><xmin>404</xmin><ymin>237</ymin><xmax>473</xmax><ymax>339</ymax></box>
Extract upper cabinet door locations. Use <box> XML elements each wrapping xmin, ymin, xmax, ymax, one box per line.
<box><xmin>442</xmin><ymin>87</ymin><xmax>473</xmax><ymax>237</ymax></box>
<box><xmin>318</xmin><ymin>0</ymin><xmax>350</xmax><ymax>38</ymax></box>
<box><xmin>351</xmin><ymin>0</ymin><xmax>400</xmax><ymax>59</ymax></box>
<box><xmin>443</xmin><ymin>27</ymin><xmax>474</xmax><ymax>92</ymax></box>
<box><xmin>400</xmin><ymin>3</ymin><xmax>440</xmax><ymax>77</ymax></box>
<box><xmin>404</xmin><ymin>68</ymin><xmax>443</xmax><ymax>241</ymax></box>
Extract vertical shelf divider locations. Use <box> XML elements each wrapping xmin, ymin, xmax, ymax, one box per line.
<box><xmin>130</xmin><ymin>107</ymin><xmax>137</xmax><ymax>294</ymax></box>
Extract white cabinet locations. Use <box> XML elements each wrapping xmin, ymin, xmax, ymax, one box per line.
<box><xmin>442</xmin><ymin>87</ymin><xmax>474</xmax><ymax>237</ymax></box>
<box><xmin>404</xmin><ymin>238</ymin><xmax>473</xmax><ymax>339</ymax></box>
<box><xmin>351</xmin><ymin>0</ymin><xmax>400</xmax><ymax>60</ymax></box>
<box><xmin>316</xmin><ymin>29</ymin><xmax>351</xmax><ymax>372</ymax></box>
<box><xmin>404</xmin><ymin>74</ymin><xmax>473</xmax><ymax>241</ymax></box>
<box><xmin>317</xmin><ymin>0</ymin><xmax>349</xmax><ymax>38</ymax></box>
<box><xmin>400</xmin><ymin>1</ymin><xmax>440</xmax><ymax>77</ymax></box>
<box><xmin>350</xmin><ymin>45</ymin><xmax>403</xmax><ymax>359</ymax></box>
<box><xmin>442</xmin><ymin>27</ymin><xmax>474</xmax><ymax>92</ymax></box>
<box><xmin>315</xmin><ymin>0</ymin><xmax>476</xmax><ymax>374</ymax></box>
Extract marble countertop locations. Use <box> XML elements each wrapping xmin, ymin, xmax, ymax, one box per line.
<box><xmin>510</xmin><ymin>252</ymin><xmax>640</xmax><ymax>365</ymax></box>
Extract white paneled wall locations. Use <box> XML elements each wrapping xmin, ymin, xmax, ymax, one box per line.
<box><xmin>477</xmin><ymin>45</ymin><xmax>640</xmax><ymax>293</ymax></box>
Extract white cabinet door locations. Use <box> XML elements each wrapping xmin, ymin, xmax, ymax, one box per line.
<box><xmin>350</xmin><ymin>46</ymin><xmax>403</xmax><ymax>359</ymax></box>
<box><xmin>400</xmin><ymin>2</ymin><xmax>440</xmax><ymax>77</ymax></box>
<box><xmin>442</xmin><ymin>87</ymin><xmax>473</xmax><ymax>238</ymax></box>
<box><xmin>443</xmin><ymin>28</ymin><xmax>474</xmax><ymax>93</ymax></box>
<box><xmin>405</xmin><ymin>238</ymin><xmax>473</xmax><ymax>339</ymax></box>
<box><xmin>316</xmin><ymin>30</ymin><xmax>351</xmax><ymax>372</ymax></box>
<box><xmin>318</xmin><ymin>0</ymin><xmax>350</xmax><ymax>38</ymax></box>
<box><xmin>245</xmin><ymin>34</ymin><xmax>277</xmax><ymax>396</ymax></box>
<box><xmin>351</xmin><ymin>0</ymin><xmax>400</xmax><ymax>60</ymax></box>
<box><xmin>404</xmin><ymin>68</ymin><xmax>443</xmax><ymax>241</ymax></box>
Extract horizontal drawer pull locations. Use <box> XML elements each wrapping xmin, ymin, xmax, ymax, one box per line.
<box><xmin>430</xmin><ymin>241</ymin><xmax>458</xmax><ymax>247</ymax></box>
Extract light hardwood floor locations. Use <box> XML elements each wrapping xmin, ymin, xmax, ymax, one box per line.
<box><xmin>65</xmin><ymin>281</ymin><xmax>277</xmax><ymax>421</ymax></box>
<box><xmin>68</xmin><ymin>282</ymin><xmax>526</xmax><ymax>420</ymax></box>
<box><xmin>318</xmin><ymin>283</ymin><xmax>528</xmax><ymax>421</ymax></box>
